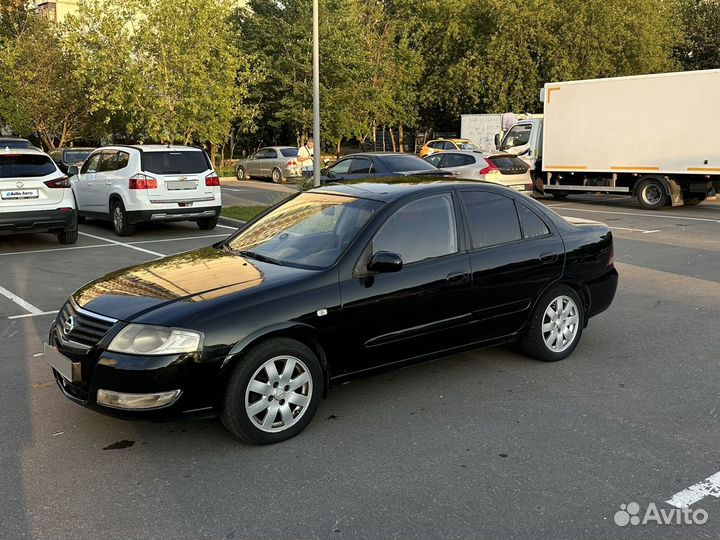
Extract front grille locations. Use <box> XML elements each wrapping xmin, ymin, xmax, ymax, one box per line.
<box><xmin>56</xmin><ymin>300</ymin><xmax>117</xmax><ymax>349</ymax></box>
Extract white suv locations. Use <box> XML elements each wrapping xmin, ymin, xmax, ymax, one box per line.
<box><xmin>69</xmin><ymin>145</ymin><xmax>222</xmax><ymax>236</ymax></box>
<box><xmin>0</xmin><ymin>147</ymin><xmax>78</xmax><ymax>244</ymax></box>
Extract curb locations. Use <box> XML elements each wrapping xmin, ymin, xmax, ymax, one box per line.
<box><xmin>218</xmin><ymin>216</ymin><xmax>246</xmax><ymax>228</ymax></box>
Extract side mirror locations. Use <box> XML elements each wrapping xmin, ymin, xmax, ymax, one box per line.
<box><xmin>320</xmin><ymin>168</ymin><xmax>329</xmax><ymax>176</ymax></box>
<box><xmin>494</xmin><ymin>133</ymin><xmax>501</xmax><ymax>149</ymax></box>
<box><xmin>67</xmin><ymin>165</ymin><xmax>79</xmax><ymax>176</ymax></box>
<box><xmin>368</xmin><ymin>251</ymin><xmax>403</xmax><ymax>274</ymax></box>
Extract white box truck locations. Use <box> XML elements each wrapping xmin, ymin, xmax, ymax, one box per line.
<box><xmin>460</xmin><ymin>114</ymin><xmax>504</xmax><ymax>152</ymax></box>
<box><xmin>495</xmin><ymin>69</ymin><xmax>720</xmax><ymax>209</ymax></box>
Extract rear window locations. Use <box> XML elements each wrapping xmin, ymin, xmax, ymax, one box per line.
<box><xmin>381</xmin><ymin>155</ymin><xmax>438</xmax><ymax>172</ymax></box>
<box><xmin>488</xmin><ymin>155</ymin><xmax>529</xmax><ymax>172</ymax></box>
<box><xmin>64</xmin><ymin>150</ymin><xmax>93</xmax><ymax>164</ymax></box>
<box><xmin>0</xmin><ymin>139</ymin><xmax>33</xmax><ymax>149</ymax></box>
<box><xmin>280</xmin><ymin>148</ymin><xmax>298</xmax><ymax>157</ymax></box>
<box><xmin>0</xmin><ymin>155</ymin><xmax>56</xmax><ymax>178</ymax></box>
<box><xmin>143</xmin><ymin>151</ymin><xmax>210</xmax><ymax>174</ymax></box>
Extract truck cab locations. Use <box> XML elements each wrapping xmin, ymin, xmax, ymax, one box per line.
<box><xmin>497</xmin><ymin>119</ymin><xmax>543</xmax><ymax>184</ymax></box>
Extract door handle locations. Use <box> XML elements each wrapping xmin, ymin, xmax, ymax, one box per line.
<box><xmin>539</xmin><ymin>252</ymin><xmax>557</xmax><ymax>264</ymax></box>
<box><xmin>106</xmin><ymin>182</ymin><xmax>112</xmax><ymax>186</ymax></box>
<box><xmin>446</xmin><ymin>271</ymin><xmax>468</xmax><ymax>284</ymax></box>
<box><xmin>87</xmin><ymin>182</ymin><xmax>93</xmax><ymax>187</ymax></box>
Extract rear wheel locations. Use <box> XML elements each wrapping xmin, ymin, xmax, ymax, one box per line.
<box><xmin>520</xmin><ymin>285</ymin><xmax>584</xmax><ymax>362</ymax></box>
<box><xmin>271</xmin><ymin>168</ymin><xmax>284</xmax><ymax>183</ymax></box>
<box><xmin>197</xmin><ymin>216</ymin><xmax>218</xmax><ymax>230</ymax></box>
<box><xmin>221</xmin><ymin>338</ymin><xmax>322</xmax><ymax>444</ymax></box>
<box><xmin>637</xmin><ymin>177</ymin><xmax>668</xmax><ymax>210</ymax></box>
<box><xmin>77</xmin><ymin>215</ymin><xmax>86</xmax><ymax>224</ymax></box>
<box><xmin>111</xmin><ymin>199</ymin><xmax>135</xmax><ymax>236</ymax></box>
<box><xmin>57</xmin><ymin>227</ymin><xmax>78</xmax><ymax>245</ymax></box>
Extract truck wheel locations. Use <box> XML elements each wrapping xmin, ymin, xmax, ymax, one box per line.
<box><xmin>637</xmin><ymin>178</ymin><xmax>668</xmax><ymax>210</ymax></box>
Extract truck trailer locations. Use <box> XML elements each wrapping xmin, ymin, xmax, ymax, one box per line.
<box><xmin>496</xmin><ymin>69</ymin><xmax>720</xmax><ymax>209</ymax></box>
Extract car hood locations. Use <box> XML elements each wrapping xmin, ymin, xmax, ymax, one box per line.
<box><xmin>73</xmin><ymin>246</ymin><xmax>312</xmax><ymax>321</ymax></box>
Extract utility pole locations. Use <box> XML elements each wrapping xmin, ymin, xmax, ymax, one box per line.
<box><xmin>312</xmin><ymin>0</ymin><xmax>321</xmax><ymax>187</ymax></box>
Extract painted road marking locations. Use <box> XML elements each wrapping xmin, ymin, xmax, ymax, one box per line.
<box><xmin>555</xmin><ymin>207</ymin><xmax>720</xmax><ymax>224</ymax></box>
<box><xmin>79</xmin><ymin>231</ymin><xmax>164</xmax><ymax>257</ymax></box>
<box><xmin>129</xmin><ymin>234</ymin><xmax>226</xmax><ymax>245</ymax></box>
<box><xmin>666</xmin><ymin>471</ymin><xmax>720</xmax><ymax>508</ymax></box>
<box><xmin>0</xmin><ymin>284</ymin><xmax>43</xmax><ymax>315</ymax></box>
<box><xmin>604</xmin><ymin>226</ymin><xmax>659</xmax><ymax>234</ymax></box>
<box><xmin>8</xmin><ymin>310</ymin><xmax>58</xmax><ymax>320</ymax></box>
<box><xmin>0</xmin><ymin>243</ymin><xmax>115</xmax><ymax>257</ymax></box>
<box><xmin>217</xmin><ymin>224</ymin><xmax>238</xmax><ymax>230</ymax></box>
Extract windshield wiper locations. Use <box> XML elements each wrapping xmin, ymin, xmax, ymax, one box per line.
<box><xmin>237</xmin><ymin>250</ymin><xmax>284</xmax><ymax>266</ymax></box>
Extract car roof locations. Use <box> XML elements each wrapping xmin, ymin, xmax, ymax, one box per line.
<box><xmin>337</xmin><ymin>152</ymin><xmax>421</xmax><ymax>158</ymax></box>
<box><xmin>103</xmin><ymin>144</ymin><xmax>205</xmax><ymax>153</ymax></box>
<box><xmin>313</xmin><ymin>177</ymin><xmax>510</xmax><ymax>202</ymax></box>
<box><xmin>427</xmin><ymin>138</ymin><xmax>472</xmax><ymax>143</ymax></box>
<box><xmin>0</xmin><ymin>147</ymin><xmax>49</xmax><ymax>156</ymax></box>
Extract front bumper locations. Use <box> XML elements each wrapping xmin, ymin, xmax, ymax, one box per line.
<box><xmin>0</xmin><ymin>208</ymin><xmax>76</xmax><ymax>233</ymax></box>
<box><xmin>125</xmin><ymin>205</ymin><xmax>221</xmax><ymax>225</ymax></box>
<box><xmin>47</xmin><ymin>320</ymin><xmax>220</xmax><ymax>419</ymax></box>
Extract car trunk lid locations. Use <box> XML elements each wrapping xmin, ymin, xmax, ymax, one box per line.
<box><xmin>141</xmin><ymin>150</ymin><xmax>214</xmax><ymax>203</ymax></box>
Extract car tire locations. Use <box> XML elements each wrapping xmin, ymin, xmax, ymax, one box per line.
<box><xmin>237</xmin><ymin>166</ymin><xmax>248</xmax><ymax>181</ymax></box>
<box><xmin>271</xmin><ymin>168</ymin><xmax>284</xmax><ymax>183</ymax></box>
<box><xmin>111</xmin><ymin>199</ymin><xmax>135</xmax><ymax>236</ymax></box>
<box><xmin>197</xmin><ymin>216</ymin><xmax>218</xmax><ymax>230</ymax></box>
<box><xmin>519</xmin><ymin>285</ymin><xmax>584</xmax><ymax>362</ymax></box>
<box><xmin>57</xmin><ymin>227</ymin><xmax>78</xmax><ymax>245</ymax></box>
<box><xmin>221</xmin><ymin>337</ymin><xmax>323</xmax><ymax>445</ymax></box>
<box><xmin>77</xmin><ymin>215</ymin><xmax>86</xmax><ymax>224</ymax></box>
<box><xmin>637</xmin><ymin>178</ymin><xmax>668</xmax><ymax>210</ymax></box>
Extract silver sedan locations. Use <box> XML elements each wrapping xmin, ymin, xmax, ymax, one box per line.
<box><xmin>235</xmin><ymin>146</ymin><xmax>302</xmax><ymax>183</ymax></box>
<box><xmin>424</xmin><ymin>150</ymin><xmax>533</xmax><ymax>193</ymax></box>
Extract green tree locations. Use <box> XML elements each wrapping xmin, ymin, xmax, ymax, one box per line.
<box><xmin>676</xmin><ymin>0</ymin><xmax>720</xmax><ymax>70</ymax></box>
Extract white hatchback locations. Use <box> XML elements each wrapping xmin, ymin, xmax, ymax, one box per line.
<box><xmin>69</xmin><ymin>145</ymin><xmax>222</xmax><ymax>236</ymax></box>
<box><xmin>0</xmin><ymin>147</ymin><xmax>78</xmax><ymax>244</ymax></box>
<box><xmin>424</xmin><ymin>150</ymin><xmax>534</xmax><ymax>193</ymax></box>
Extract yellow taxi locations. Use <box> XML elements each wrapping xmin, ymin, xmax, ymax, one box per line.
<box><xmin>419</xmin><ymin>138</ymin><xmax>479</xmax><ymax>158</ymax></box>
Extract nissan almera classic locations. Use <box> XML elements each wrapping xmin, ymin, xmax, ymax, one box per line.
<box><xmin>46</xmin><ymin>179</ymin><xmax>618</xmax><ymax>444</ymax></box>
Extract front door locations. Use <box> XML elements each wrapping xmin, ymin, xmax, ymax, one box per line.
<box><xmin>339</xmin><ymin>192</ymin><xmax>473</xmax><ymax>374</ymax></box>
<box><xmin>74</xmin><ymin>152</ymin><xmax>101</xmax><ymax>212</ymax></box>
<box><xmin>457</xmin><ymin>189</ymin><xmax>564</xmax><ymax>341</ymax></box>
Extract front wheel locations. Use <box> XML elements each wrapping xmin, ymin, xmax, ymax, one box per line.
<box><xmin>637</xmin><ymin>178</ymin><xmax>668</xmax><ymax>210</ymax></box>
<box><xmin>236</xmin><ymin>166</ymin><xmax>248</xmax><ymax>181</ymax></box>
<box><xmin>520</xmin><ymin>285</ymin><xmax>584</xmax><ymax>362</ymax></box>
<box><xmin>221</xmin><ymin>338</ymin><xmax>323</xmax><ymax>444</ymax></box>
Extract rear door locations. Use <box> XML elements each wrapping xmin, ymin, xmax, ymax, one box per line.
<box><xmin>74</xmin><ymin>152</ymin><xmax>101</xmax><ymax>210</ymax></box>
<box><xmin>260</xmin><ymin>148</ymin><xmax>278</xmax><ymax>177</ymax></box>
<box><xmin>0</xmin><ymin>153</ymin><xmax>65</xmax><ymax>211</ymax></box>
<box><xmin>143</xmin><ymin>150</ymin><xmax>213</xmax><ymax>204</ymax></box>
<box><xmin>439</xmin><ymin>153</ymin><xmax>476</xmax><ymax>177</ymax></box>
<box><xmin>457</xmin><ymin>189</ymin><xmax>564</xmax><ymax>341</ymax></box>
<box><xmin>340</xmin><ymin>157</ymin><xmax>375</xmax><ymax>181</ymax></box>
<box><xmin>245</xmin><ymin>150</ymin><xmax>264</xmax><ymax>176</ymax></box>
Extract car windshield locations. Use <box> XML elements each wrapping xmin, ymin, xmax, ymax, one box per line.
<box><xmin>225</xmin><ymin>192</ymin><xmax>383</xmax><ymax>269</ymax></box>
<box><xmin>381</xmin><ymin>155</ymin><xmax>438</xmax><ymax>172</ymax></box>
<box><xmin>143</xmin><ymin>151</ymin><xmax>209</xmax><ymax>174</ymax></box>
<box><xmin>0</xmin><ymin>155</ymin><xmax>55</xmax><ymax>178</ymax></box>
<box><xmin>64</xmin><ymin>150</ymin><xmax>93</xmax><ymax>163</ymax></box>
<box><xmin>280</xmin><ymin>148</ymin><xmax>299</xmax><ymax>157</ymax></box>
<box><xmin>457</xmin><ymin>142</ymin><xmax>478</xmax><ymax>150</ymax></box>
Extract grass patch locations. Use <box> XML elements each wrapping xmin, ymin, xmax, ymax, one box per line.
<box><xmin>215</xmin><ymin>164</ymin><xmax>236</xmax><ymax>178</ymax></box>
<box><xmin>221</xmin><ymin>205</ymin><xmax>268</xmax><ymax>222</ymax></box>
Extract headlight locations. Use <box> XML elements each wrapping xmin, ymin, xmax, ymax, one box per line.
<box><xmin>107</xmin><ymin>324</ymin><xmax>203</xmax><ymax>356</ymax></box>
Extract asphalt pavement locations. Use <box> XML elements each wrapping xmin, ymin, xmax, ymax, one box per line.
<box><xmin>2</xmin><ymin>191</ymin><xmax>720</xmax><ymax>540</ymax></box>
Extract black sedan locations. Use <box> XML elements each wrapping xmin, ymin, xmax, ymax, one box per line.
<box><xmin>46</xmin><ymin>179</ymin><xmax>618</xmax><ymax>444</ymax></box>
<box><xmin>321</xmin><ymin>152</ymin><xmax>451</xmax><ymax>183</ymax></box>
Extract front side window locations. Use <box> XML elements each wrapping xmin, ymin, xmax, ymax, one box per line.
<box><xmin>329</xmin><ymin>159</ymin><xmax>352</xmax><ymax>175</ymax></box>
<box><xmin>500</xmin><ymin>124</ymin><xmax>532</xmax><ymax>151</ymax></box>
<box><xmin>425</xmin><ymin>154</ymin><xmax>443</xmax><ymax>167</ymax></box>
<box><xmin>226</xmin><ymin>192</ymin><xmax>382</xmax><ymax>269</ymax></box>
<box><xmin>371</xmin><ymin>194</ymin><xmax>457</xmax><ymax>265</ymax></box>
<box><xmin>81</xmin><ymin>153</ymin><xmax>101</xmax><ymax>174</ymax></box>
<box><xmin>349</xmin><ymin>158</ymin><xmax>372</xmax><ymax>174</ymax></box>
<box><xmin>460</xmin><ymin>191</ymin><xmax>521</xmax><ymax>249</ymax></box>
<box><xmin>143</xmin><ymin>151</ymin><xmax>209</xmax><ymax>174</ymax></box>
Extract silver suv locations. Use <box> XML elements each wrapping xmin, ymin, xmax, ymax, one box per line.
<box><xmin>70</xmin><ymin>145</ymin><xmax>222</xmax><ymax>236</ymax></box>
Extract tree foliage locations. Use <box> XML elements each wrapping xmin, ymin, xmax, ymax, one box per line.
<box><xmin>676</xmin><ymin>0</ymin><xmax>720</xmax><ymax>70</ymax></box>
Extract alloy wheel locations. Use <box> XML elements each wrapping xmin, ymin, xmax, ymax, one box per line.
<box><xmin>541</xmin><ymin>295</ymin><xmax>580</xmax><ymax>353</ymax></box>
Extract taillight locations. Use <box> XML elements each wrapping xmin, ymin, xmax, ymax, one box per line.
<box><xmin>44</xmin><ymin>176</ymin><xmax>70</xmax><ymax>188</ymax></box>
<box><xmin>205</xmin><ymin>172</ymin><xmax>220</xmax><ymax>186</ymax></box>
<box><xmin>129</xmin><ymin>173</ymin><xmax>157</xmax><ymax>189</ymax></box>
<box><xmin>608</xmin><ymin>241</ymin><xmax>615</xmax><ymax>268</ymax></box>
<box><xmin>479</xmin><ymin>162</ymin><xmax>499</xmax><ymax>175</ymax></box>
<box><xmin>286</xmin><ymin>159</ymin><xmax>297</xmax><ymax>167</ymax></box>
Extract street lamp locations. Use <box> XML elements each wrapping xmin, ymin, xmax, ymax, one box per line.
<box><xmin>312</xmin><ymin>0</ymin><xmax>321</xmax><ymax>187</ymax></box>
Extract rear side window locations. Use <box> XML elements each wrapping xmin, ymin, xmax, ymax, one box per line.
<box><xmin>517</xmin><ymin>203</ymin><xmax>550</xmax><ymax>239</ymax></box>
<box><xmin>143</xmin><ymin>151</ymin><xmax>209</xmax><ymax>174</ymax></box>
<box><xmin>116</xmin><ymin>151</ymin><xmax>129</xmax><ymax>170</ymax></box>
<box><xmin>0</xmin><ymin>154</ymin><xmax>56</xmax><ymax>178</ymax></box>
<box><xmin>280</xmin><ymin>148</ymin><xmax>298</xmax><ymax>158</ymax></box>
<box><xmin>460</xmin><ymin>191</ymin><xmax>522</xmax><ymax>249</ymax></box>
<box><xmin>443</xmin><ymin>154</ymin><xmax>475</xmax><ymax>168</ymax></box>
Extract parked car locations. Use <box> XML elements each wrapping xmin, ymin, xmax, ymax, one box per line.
<box><xmin>236</xmin><ymin>146</ymin><xmax>301</xmax><ymax>183</ymax></box>
<box><xmin>321</xmin><ymin>152</ymin><xmax>451</xmax><ymax>183</ymax></box>
<box><xmin>46</xmin><ymin>178</ymin><xmax>618</xmax><ymax>444</ymax></box>
<box><xmin>425</xmin><ymin>150</ymin><xmax>533</xmax><ymax>192</ymax></box>
<box><xmin>419</xmin><ymin>138</ymin><xmax>479</xmax><ymax>158</ymax></box>
<box><xmin>0</xmin><ymin>137</ymin><xmax>39</xmax><ymax>150</ymax></box>
<box><xmin>69</xmin><ymin>145</ymin><xmax>221</xmax><ymax>236</ymax></box>
<box><xmin>0</xmin><ymin>147</ymin><xmax>78</xmax><ymax>244</ymax></box>
<box><xmin>50</xmin><ymin>147</ymin><xmax>96</xmax><ymax>174</ymax></box>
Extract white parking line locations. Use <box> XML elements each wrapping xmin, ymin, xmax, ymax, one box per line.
<box><xmin>8</xmin><ymin>310</ymin><xmax>58</xmax><ymax>320</ymax></box>
<box><xmin>667</xmin><ymin>471</ymin><xmax>720</xmax><ymax>508</ymax></box>
<box><xmin>0</xmin><ymin>284</ymin><xmax>43</xmax><ymax>315</ymax></box>
<box><xmin>78</xmin><ymin>232</ymin><xmax>164</xmax><ymax>257</ymax></box>
<box><xmin>129</xmin><ymin>234</ymin><xmax>226</xmax><ymax>245</ymax></box>
<box><xmin>217</xmin><ymin>224</ymin><xmax>238</xmax><ymax>230</ymax></box>
<box><xmin>0</xmin><ymin>243</ymin><xmax>116</xmax><ymax>257</ymax></box>
<box><xmin>556</xmin><ymin>207</ymin><xmax>720</xmax><ymax>224</ymax></box>
<box><xmin>606</xmin><ymin>226</ymin><xmax>660</xmax><ymax>234</ymax></box>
